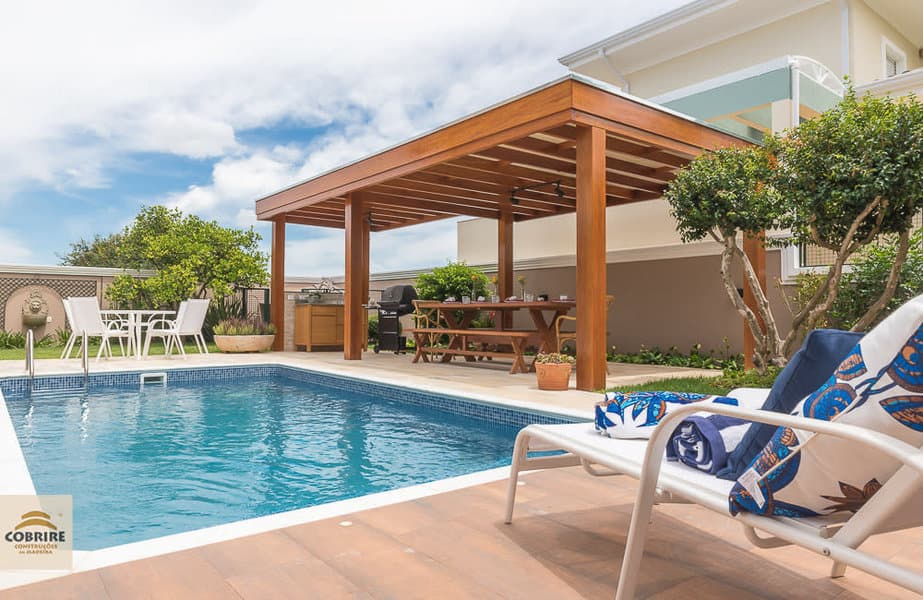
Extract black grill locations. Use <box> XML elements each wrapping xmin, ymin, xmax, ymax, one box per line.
<box><xmin>374</xmin><ymin>285</ymin><xmax>417</xmax><ymax>353</ymax></box>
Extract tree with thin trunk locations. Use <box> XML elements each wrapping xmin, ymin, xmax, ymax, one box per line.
<box><xmin>665</xmin><ymin>89</ymin><xmax>923</xmax><ymax>371</ymax></box>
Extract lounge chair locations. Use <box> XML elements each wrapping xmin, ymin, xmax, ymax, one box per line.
<box><xmin>505</xmin><ymin>290</ymin><xmax>923</xmax><ymax>598</ymax></box>
<box><xmin>504</xmin><ymin>394</ymin><xmax>923</xmax><ymax>598</ymax></box>
<box><xmin>142</xmin><ymin>298</ymin><xmax>210</xmax><ymax>357</ymax></box>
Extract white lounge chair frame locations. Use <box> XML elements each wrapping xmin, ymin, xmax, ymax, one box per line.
<box><xmin>505</xmin><ymin>399</ymin><xmax>923</xmax><ymax>599</ymax></box>
<box><xmin>142</xmin><ymin>299</ymin><xmax>210</xmax><ymax>357</ymax></box>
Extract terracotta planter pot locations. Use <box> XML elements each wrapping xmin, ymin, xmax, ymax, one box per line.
<box><xmin>214</xmin><ymin>334</ymin><xmax>275</xmax><ymax>353</ymax></box>
<box><xmin>535</xmin><ymin>362</ymin><xmax>573</xmax><ymax>391</ymax></box>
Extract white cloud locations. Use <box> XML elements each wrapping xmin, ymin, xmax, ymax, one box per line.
<box><xmin>0</xmin><ymin>229</ymin><xmax>34</xmax><ymax>264</ymax></box>
<box><xmin>283</xmin><ymin>218</ymin><xmax>459</xmax><ymax>277</ymax></box>
<box><xmin>1</xmin><ymin>0</ymin><xmax>692</xmax><ymax>269</ymax></box>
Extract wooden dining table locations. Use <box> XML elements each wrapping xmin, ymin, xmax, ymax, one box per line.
<box><xmin>412</xmin><ymin>299</ymin><xmax>576</xmax><ymax>358</ymax></box>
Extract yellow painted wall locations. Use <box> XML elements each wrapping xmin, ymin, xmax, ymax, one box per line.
<box><xmin>457</xmin><ymin>199</ymin><xmax>704</xmax><ymax>264</ymax></box>
<box><xmin>600</xmin><ymin>3</ymin><xmax>841</xmax><ymax>98</ymax></box>
<box><xmin>851</xmin><ymin>0</ymin><xmax>921</xmax><ymax>85</ymax></box>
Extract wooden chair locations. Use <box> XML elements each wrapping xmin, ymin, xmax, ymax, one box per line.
<box><xmin>411</xmin><ymin>300</ymin><xmax>446</xmax><ymax>359</ymax></box>
<box><xmin>555</xmin><ymin>294</ymin><xmax>613</xmax><ymax>352</ymax></box>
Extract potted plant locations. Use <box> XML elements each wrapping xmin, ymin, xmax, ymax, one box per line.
<box><xmin>213</xmin><ymin>318</ymin><xmax>276</xmax><ymax>353</ymax></box>
<box><xmin>534</xmin><ymin>352</ymin><xmax>575</xmax><ymax>391</ymax></box>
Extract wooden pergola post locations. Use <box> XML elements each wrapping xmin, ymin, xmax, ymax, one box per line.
<box><xmin>270</xmin><ymin>216</ymin><xmax>286</xmax><ymax>351</ymax></box>
<box><xmin>575</xmin><ymin>125</ymin><xmax>608</xmax><ymax>391</ymax></box>
<box><xmin>344</xmin><ymin>193</ymin><xmax>370</xmax><ymax>360</ymax></box>
<box><xmin>743</xmin><ymin>231</ymin><xmax>767</xmax><ymax>370</ymax></box>
<box><xmin>498</xmin><ymin>202</ymin><xmax>514</xmax><ymax>328</ymax></box>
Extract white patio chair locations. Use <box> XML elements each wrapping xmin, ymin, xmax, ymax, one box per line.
<box><xmin>142</xmin><ymin>298</ymin><xmax>210</xmax><ymax>357</ymax></box>
<box><xmin>66</xmin><ymin>297</ymin><xmax>131</xmax><ymax>361</ymax></box>
<box><xmin>60</xmin><ymin>298</ymin><xmax>77</xmax><ymax>359</ymax></box>
<box><xmin>504</xmin><ymin>391</ymin><xmax>923</xmax><ymax>598</ymax></box>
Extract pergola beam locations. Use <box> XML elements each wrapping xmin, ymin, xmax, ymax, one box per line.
<box><xmin>576</xmin><ymin>125</ymin><xmax>608</xmax><ymax>391</ymax></box>
<box><xmin>344</xmin><ymin>193</ymin><xmax>369</xmax><ymax>360</ymax></box>
<box><xmin>270</xmin><ymin>217</ymin><xmax>286</xmax><ymax>351</ymax></box>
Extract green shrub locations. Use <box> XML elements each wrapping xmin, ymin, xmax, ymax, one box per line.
<box><xmin>0</xmin><ymin>331</ymin><xmax>26</xmax><ymax>349</ymax></box>
<box><xmin>204</xmin><ymin>295</ymin><xmax>244</xmax><ymax>341</ymax></box>
<box><xmin>415</xmin><ymin>261</ymin><xmax>489</xmax><ymax>301</ymax></box>
<box><xmin>367</xmin><ymin>314</ymin><xmax>378</xmax><ymax>342</ymax></box>
<box><xmin>213</xmin><ymin>318</ymin><xmax>276</xmax><ymax>336</ymax></box>
<box><xmin>606</xmin><ymin>341</ymin><xmax>742</xmax><ymax>371</ymax></box>
<box><xmin>712</xmin><ymin>366</ymin><xmax>780</xmax><ymax>390</ymax></box>
<box><xmin>794</xmin><ymin>228</ymin><xmax>923</xmax><ymax>331</ymax></box>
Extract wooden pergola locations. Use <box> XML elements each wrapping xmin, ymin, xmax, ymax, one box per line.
<box><xmin>256</xmin><ymin>75</ymin><xmax>755</xmax><ymax>391</ymax></box>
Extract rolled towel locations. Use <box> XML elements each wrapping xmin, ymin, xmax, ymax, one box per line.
<box><xmin>666</xmin><ymin>414</ymin><xmax>750</xmax><ymax>474</ymax></box>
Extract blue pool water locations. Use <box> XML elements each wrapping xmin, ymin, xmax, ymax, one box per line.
<box><xmin>2</xmin><ymin>371</ymin><xmax>535</xmax><ymax>550</ymax></box>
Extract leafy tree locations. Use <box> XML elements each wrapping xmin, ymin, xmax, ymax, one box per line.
<box><xmin>665</xmin><ymin>146</ymin><xmax>786</xmax><ymax>370</ymax></box>
<box><xmin>59</xmin><ymin>233</ymin><xmax>129</xmax><ymax>268</ymax></box>
<box><xmin>415</xmin><ymin>261</ymin><xmax>489</xmax><ymax>301</ymax></box>
<box><xmin>769</xmin><ymin>89</ymin><xmax>923</xmax><ymax>334</ymax></box>
<box><xmin>665</xmin><ymin>89</ymin><xmax>923</xmax><ymax>370</ymax></box>
<box><xmin>105</xmin><ymin>206</ymin><xmax>269</xmax><ymax>308</ymax></box>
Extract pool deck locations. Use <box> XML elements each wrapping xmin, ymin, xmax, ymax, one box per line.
<box><xmin>2</xmin><ymin>351</ymin><xmax>917</xmax><ymax>598</ymax></box>
<box><xmin>2</xmin><ymin>465</ymin><xmax>918</xmax><ymax>599</ymax></box>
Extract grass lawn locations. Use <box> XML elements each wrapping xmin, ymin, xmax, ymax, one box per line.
<box><xmin>0</xmin><ymin>341</ymin><xmax>219</xmax><ymax>361</ymax></box>
<box><xmin>608</xmin><ymin>368</ymin><xmax>780</xmax><ymax>396</ymax></box>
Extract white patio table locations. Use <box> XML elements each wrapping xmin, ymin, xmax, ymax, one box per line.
<box><xmin>100</xmin><ymin>310</ymin><xmax>175</xmax><ymax>360</ymax></box>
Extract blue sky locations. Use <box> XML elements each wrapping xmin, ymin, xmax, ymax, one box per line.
<box><xmin>0</xmin><ymin>0</ymin><xmax>688</xmax><ymax>276</ymax></box>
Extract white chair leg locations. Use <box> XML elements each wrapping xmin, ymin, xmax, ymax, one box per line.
<box><xmin>143</xmin><ymin>333</ymin><xmax>152</xmax><ymax>357</ymax></box>
<box><xmin>615</xmin><ymin>456</ymin><xmax>665</xmax><ymax>600</ymax></box>
<box><xmin>96</xmin><ymin>337</ymin><xmax>107</xmax><ymax>361</ymax></box>
<box><xmin>504</xmin><ymin>429</ymin><xmax>532</xmax><ymax>524</ymax></box>
<box><xmin>61</xmin><ymin>333</ymin><xmax>76</xmax><ymax>359</ymax></box>
<box><xmin>176</xmin><ymin>335</ymin><xmax>186</xmax><ymax>356</ymax></box>
<box><xmin>200</xmin><ymin>334</ymin><xmax>209</xmax><ymax>354</ymax></box>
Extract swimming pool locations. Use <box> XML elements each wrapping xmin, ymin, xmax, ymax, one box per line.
<box><xmin>1</xmin><ymin>366</ymin><xmax>569</xmax><ymax>551</ymax></box>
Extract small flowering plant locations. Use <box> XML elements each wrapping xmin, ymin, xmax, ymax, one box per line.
<box><xmin>534</xmin><ymin>352</ymin><xmax>575</xmax><ymax>365</ymax></box>
<box><xmin>517</xmin><ymin>274</ymin><xmax>527</xmax><ymax>297</ymax></box>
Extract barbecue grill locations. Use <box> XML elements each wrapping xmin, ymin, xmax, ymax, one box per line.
<box><xmin>374</xmin><ymin>284</ymin><xmax>417</xmax><ymax>353</ymax></box>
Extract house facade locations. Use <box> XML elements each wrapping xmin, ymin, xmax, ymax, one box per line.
<box><xmin>453</xmin><ymin>0</ymin><xmax>923</xmax><ymax>354</ymax></box>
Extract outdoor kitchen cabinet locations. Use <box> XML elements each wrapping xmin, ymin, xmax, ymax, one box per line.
<box><xmin>294</xmin><ymin>304</ymin><xmax>344</xmax><ymax>351</ymax></box>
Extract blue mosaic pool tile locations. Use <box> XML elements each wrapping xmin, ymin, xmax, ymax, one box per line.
<box><xmin>0</xmin><ymin>364</ymin><xmax>577</xmax><ymax>428</ymax></box>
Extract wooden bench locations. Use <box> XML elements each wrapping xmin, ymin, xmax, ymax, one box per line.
<box><xmin>407</xmin><ymin>328</ymin><xmax>534</xmax><ymax>374</ymax></box>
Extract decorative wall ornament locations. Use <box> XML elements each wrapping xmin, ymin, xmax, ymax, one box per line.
<box><xmin>21</xmin><ymin>288</ymin><xmax>49</xmax><ymax>328</ymax></box>
<box><xmin>0</xmin><ymin>279</ymin><xmax>96</xmax><ymax>330</ymax></box>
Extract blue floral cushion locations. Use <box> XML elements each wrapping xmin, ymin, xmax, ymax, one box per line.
<box><xmin>717</xmin><ymin>329</ymin><xmax>864</xmax><ymax>481</ymax></box>
<box><xmin>729</xmin><ymin>295</ymin><xmax>923</xmax><ymax>517</ymax></box>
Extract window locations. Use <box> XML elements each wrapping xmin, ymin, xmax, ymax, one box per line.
<box><xmin>886</xmin><ymin>54</ymin><xmax>899</xmax><ymax>78</ymax></box>
<box><xmin>882</xmin><ymin>37</ymin><xmax>907</xmax><ymax>78</ymax></box>
<box><xmin>781</xmin><ymin>212</ymin><xmax>923</xmax><ymax>284</ymax></box>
